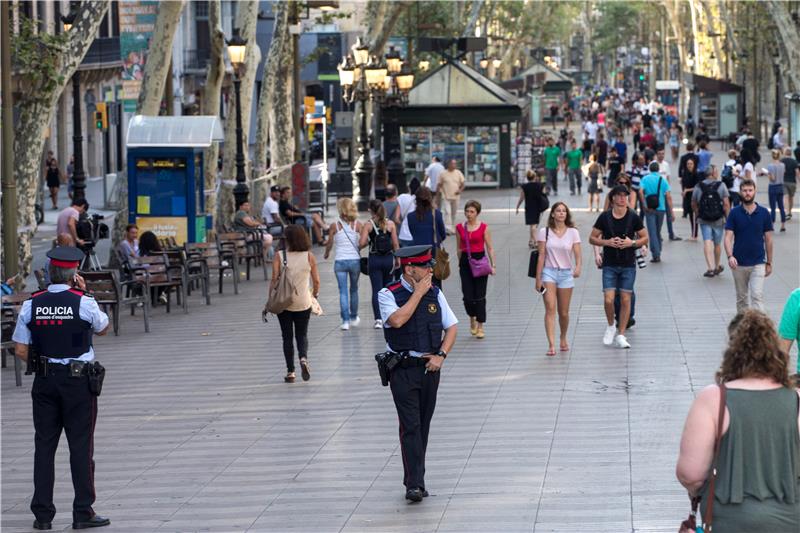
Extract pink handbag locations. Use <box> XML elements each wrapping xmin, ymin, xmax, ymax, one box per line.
<box><xmin>465</xmin><ymin>224</ymin><xmax>492</xmax><ymax>277</ymax></box>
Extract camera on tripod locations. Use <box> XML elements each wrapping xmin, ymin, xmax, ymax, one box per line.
<box><xmin>76</xmin><ymin>213</ymin><xmax>109</xmax><ymax>270</ymax></box>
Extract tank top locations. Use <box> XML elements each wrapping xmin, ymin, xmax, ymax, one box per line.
<box><xmin>282</xmin><ymin>251</ymin><xmax>312</xmax><ymax>312</ymax></box>
<box><xmin>703</xmin><ymin>388</ymin><xmax>800</xmax><ymax>506</ymax></box>
<box><xmin>456</xmin><ymin>222</ymin><xmax>487</xmax><ymax>253</ymax></box>
<box><xmin>333</xmin><ymin>219</ymin><xmax>361</xmax><ymax>261</ymax></box>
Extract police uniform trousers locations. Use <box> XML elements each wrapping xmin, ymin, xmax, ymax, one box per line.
<box><xmin>390</xmin><ymin>362</ymin><xmax>440</xmax><ymax>490</ymax></box>
<box><xmin>31</xmin><ymin>365</ymin><xmax>98</xmax><ymax>523</ymax></box>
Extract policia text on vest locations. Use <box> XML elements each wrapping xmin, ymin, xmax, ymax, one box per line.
<box><xmin>376</xmin><ymin>245</ymin><xmax>458</xmax><ymax>504</ymax></box>
<box><xmin>11</xmin><ymin>247</ymin><xmax>113</xmax><ymax>531</ymax></box>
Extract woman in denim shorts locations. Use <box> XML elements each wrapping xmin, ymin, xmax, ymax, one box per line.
<box><xmin>534</xmin><ymin>202</ymin><xmax>582</xmax><ymax>356</ymax></box>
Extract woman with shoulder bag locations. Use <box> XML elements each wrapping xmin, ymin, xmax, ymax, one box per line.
<box><xmin>324</xmin><ymin>197</ymin><xmax>362</xmax><ymax>330</ymax></box>
<box><xmin>359</xmin><ymin>199</ymin><xmax>399</xmax><ymax>329</ymax></box>
<box><xmin>405</xmin><ymin>186</ymin><xmax>447</xmax><ymax>287</ymax></box>
<box><xmin>535</xmin><ymin>202</ymin><xmax>582</xmax><ymax>356</ymax></box>
<box><xmin>455</xmin><ymin>200</ymin><xmax>496</xmax><ymax>339</ymax></box>
<box><xmin>677</xmin><ymin>310</ymin><xmax>800</xmax><ymax>532</ymax></box>
<box><xmin>271</xmin><ymin>225</ymin><xmax>320</xmax><ymax>383</ymax></box>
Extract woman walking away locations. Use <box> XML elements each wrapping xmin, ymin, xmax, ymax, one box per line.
<box><xmin>586</xmin><ymin>153</ymin><xmax>603</xmax><ymax>212</ymax></box>
<box><xmin>324</xmin><ymin>197</ymin><xmax>363</xmax><ymax>330</ymax></box>
<box><xmin>676</xmin><ymin>310</ymin><xmax>800</xmax><ymax>532</ymax></box>
<box><xmin>682</xmin><ymin>158</ymin><xmax>701</xmax><ymax>240</ymax></box>
<box><xmin>272</xmin><ymin>225</ymin><xmax>320</xmax><ymax>383</ymax></box>
<box><xmin>455</xmin><ymin>200</ymin><xmax>497</xmax><ymax>339</ymax></box>
<box><xmin>763</xmin><ymin>149</ymin><xmax>787</xmax><ymax>232</ymax></box>
<box><xmin>534</xmin><ymin>202</ymin><xmax>582</xmax><ymax>356</ymax></box>
<box><xmin>359</xmin><ymin>199</ymin><xmax>399</xmax><ymax>329</ymax></box>
<box><xmin>516</xmin><ymin>170</ymin><xmax>546</xmax><ymax>248</ymax></box>
<box><xmin>403</xmin><ymin>186</ymin><xmax>447</xmax><ymax>286</ymax></box>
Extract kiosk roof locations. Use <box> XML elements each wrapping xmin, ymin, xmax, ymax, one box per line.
<box><xmin>126</xmin><ymin>115</ymin><xmax>224</xmax><ymax>148</ymax></box>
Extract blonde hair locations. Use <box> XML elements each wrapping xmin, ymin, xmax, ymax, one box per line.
<box><xmin>337</xmin><ymin>197</ymin><xmax>358</xmax><ymax>222</ymax></box>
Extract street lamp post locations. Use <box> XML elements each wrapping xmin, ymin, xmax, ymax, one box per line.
<box><xmin>62</xmin><ymin>11</ymin><xmax>87</xmax><ymax>202</ymax></box>
<box><xmin>226</xmin><ymin>31</ymin><xmax>248</xmax><ymax>207</ymax></box>
<box><xmin>338</xmin><ymin>39</ymin><xmax>414</xmax><ymax>210</ymax></box>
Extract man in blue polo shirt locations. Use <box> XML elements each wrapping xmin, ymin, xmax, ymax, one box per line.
<box><xmin>724</xmin><ymin>178</ymin><xmax>774</xmax><ymax>311</ymax></box>
<box><xmin>640</xmin><ymin>161</ymin><xmax>675</xmax><ymax>263</ymax></box>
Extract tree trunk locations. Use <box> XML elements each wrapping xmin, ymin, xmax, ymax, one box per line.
<box><xmin>369</xmin><ymin>3</ymin><xmax>409</xmax><ymax>56</ymax></box>
<box><xmin>767</xmin><ymin>0</ymin><xmax>800</xmax><ymax>92</ymax></box>
<box><xmin>217</xmin><ymin>0</ymin><xmax>260</xmax><ymax>229</ymax></box>
<box><xmin>12</xmin><ymin>1</ymin><xmax>109</xmax><ymax>283</ymax></box>
<box><xmin>462</xmin><ymin>0</ymin><xmax>484</xmax><ymax>37</ymax></box>
<box><xmin>136</xmin><ymin>1</ymin><xmax>185</xmax><ymax>116</ymax></box>
<box><xmin>267</xmin><ymin>0</ymin><xmax>295</xmax><ymax>188</ymax></box>
<box><xmin>203</xmin><ymin>0</ymin><xmax>225</xmax><ymax>220</ymax></box>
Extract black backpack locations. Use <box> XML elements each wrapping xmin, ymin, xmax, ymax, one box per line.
<box><xmin>720</xmin><ymin>164</ymin><xmax>734</xmax><ymax>188</ymax></box>
<box><xmin>698</xmin><ymin>181</ymin><xmax>724</xmax><ymax>221</ymax></box>
<box><xmin>370</xmin><ymin>220</ymin><xmax>393</xmax><ymax>255</ymax></box>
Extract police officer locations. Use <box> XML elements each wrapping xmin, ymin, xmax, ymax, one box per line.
<box><xmin>377</xmin><ymin>245</ymin><xmax>458</xmax><ymax>502</ymax></box>
<box><xmin>12</xmin><ymin>247</ymin><xmax>111</xmax><ymax>530</ymax></box>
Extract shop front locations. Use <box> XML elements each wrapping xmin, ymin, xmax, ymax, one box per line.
<box><xmin>383</xmin><ymin>60</ymin><xmax>521</xmax><ymax>188</ymax></box>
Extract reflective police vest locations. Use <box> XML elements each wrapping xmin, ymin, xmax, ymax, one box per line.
<box><xmin>383</xmin><ymin>282</ymin><xmax>443</xmax><ymax>353</ymax></box>
<box><xmin>27</xmin><ymin>289</ymin><xmax>92</xmax><ymax>358</ymax></box>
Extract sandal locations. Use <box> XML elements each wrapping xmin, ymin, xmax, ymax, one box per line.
<box><xmin>284</xmin><ymin>372</ymin><xmax>296</xmax><ymax>383</ymax></box>
<box><xmin>546</xmin><ymin>348</ymin><xmax>556</xmax><ymax>356</ymax></box>
<box><xmin>703</xmin><ymin>270</ymin><xmax>715</xmax><ymax>277</ymax></box>
<box><xmin>300</xmin><ymin>359</ymin><xmax>310</xmax><ymax>382</ymax></box>
<box><xmin>560</xmin><ymin>344</ymin><xmax>569</xmax><ymax>352</ymax></box>
<box><xmin>715</xmin><ymin>265</ymin><xmax>724</xmax><ymax>275</ymax></box>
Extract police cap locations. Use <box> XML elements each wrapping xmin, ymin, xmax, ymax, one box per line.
<box><xmin>46</xmin><ymin>246</ymin><xmax>84</xmax><ymax>269</ymax></box>
<box><xmin>394</xmin><ymin>245</ymin><xmax>435</xmax><ymax>267</ymax></box>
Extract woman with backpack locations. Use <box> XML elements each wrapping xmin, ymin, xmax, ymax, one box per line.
<box><xmin>359</xmin><ymin>199</ymin><xmax>399</xmax><ymax>329</ymax></box>
<box><xmin>271</xmin><ymin>225</ymin><xmax>320</xmax><ymax>383</ymax></box>
<box><xmin>455</xmin><ymin>200</ymin><xmax>496</xmax><ymax>339</ymax></box>
<box><xmin>324</xmin><ymin>197</ymin><xmax>363</xmax><ymax>330</ymax></box>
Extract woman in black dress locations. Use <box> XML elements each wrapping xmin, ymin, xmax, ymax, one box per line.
<box><xmin>681</xmin><ymin>158</ymin><xmax>700</xmax><ymax>240</ymax></box>
<box><xmin>516</xmin><ymin>170</ymin><xmax>546</xmax><ymax>248</ymax></box>
<box><xmin>45</xmin><ymin>158</ymin><xmax>61</xmax><ymax>210</ymax></box>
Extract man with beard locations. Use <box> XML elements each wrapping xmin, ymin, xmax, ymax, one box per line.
<box><xmin>724</xmin><ymin>179</ymin><xmax>774</xmax><ymax>312</ymax></box>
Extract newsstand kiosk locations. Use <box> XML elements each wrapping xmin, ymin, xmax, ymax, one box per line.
<box><xmin>126</xmin><ymin>116</ymin><xmax>223</xmax><ymax>244</ymax></box>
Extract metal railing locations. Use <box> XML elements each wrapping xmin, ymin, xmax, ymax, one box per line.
<box><xmin>184</xmin><ymin>49</ymin><xmax>210</xmax><ymax>71</ymax></box>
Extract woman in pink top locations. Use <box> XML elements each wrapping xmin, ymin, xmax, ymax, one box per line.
<box><xmin>534</xmin><ymin>202</ymin><xmax>582</xmax><ymax>356</ymax></box>
<box><xmin>455</xmin><ymin>200</ymin><xmax>496</xmax><ymax>339</ymax></box>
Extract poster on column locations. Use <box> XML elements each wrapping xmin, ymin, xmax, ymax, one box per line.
<box><xmin>119</xmin><ymin>1</ymin><xmax>158</xmax><ymax>112</ymax></box>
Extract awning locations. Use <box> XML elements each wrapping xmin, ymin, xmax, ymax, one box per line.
<box><xmin>126</xmin><ymin>115</ymin><xmax>224</xmax><ymax>148</ymax></box>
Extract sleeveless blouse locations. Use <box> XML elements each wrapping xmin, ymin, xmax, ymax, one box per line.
<box><xmin>456</xmin><ymin>222</ymin><xmax>487</xmax><ymax>253</ymax></box>
<box><xmin>282</xmin><ymin>251</ymin><xmax>312</xmax><ymax>312</ymax></box>
<box><xmin>333</xmin><ymin>219</ymin><xmax>361</xmax><ymax>261</ymax></box>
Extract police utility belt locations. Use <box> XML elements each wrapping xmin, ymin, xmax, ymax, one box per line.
<box><xmin>27</xmin><ymin>356</ymin><xmax>106</xmax><ymax>396</ymax></box>
<box><xmin>374</xmin><ymin>351</ymin><xmax>428</xmax><ymax>386</ymax></box>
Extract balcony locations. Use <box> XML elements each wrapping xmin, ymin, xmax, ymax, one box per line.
<box><xmin>184</xmin><ymin>49</ymin><xmax>210</xmax><ymax>73</ymax></box>
<box><xmin>81</xmin><ymin>37</ymin><xmax>121</xmax><ymax>68</ymax></box>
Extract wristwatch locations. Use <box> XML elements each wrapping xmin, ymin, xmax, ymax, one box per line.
<box><xmin>435</xmin><ymin>350</ymin><xmax>448</xmax><ymax>359</ymax></box>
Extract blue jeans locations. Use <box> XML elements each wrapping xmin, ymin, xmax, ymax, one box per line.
<box><xmin>645</xmin><ymin>210</ymin><xmax>665</xmax><ymax>259</ymax></box>
<box><xmin>368</xmin><ymin>254</ymin><xmax>394</xmax><ymax>320</ymax></box>
<box><xmin>768</xmin><ymin>183</ymin><xmax>786</xmax><ymax>223</ymax></box>
<box><xmin>334</xmin><ymin>259</ymin><xmax>360</xmax><ymax>323</ymax></box>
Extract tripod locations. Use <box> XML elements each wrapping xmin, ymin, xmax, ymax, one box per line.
<box><xmin>80</xmin><ymin>243</ymin><xmax>102</xmax><ymax>271</ymax></box>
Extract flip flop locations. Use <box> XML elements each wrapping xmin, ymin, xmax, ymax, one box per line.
<box><xmin>560</xmin><ymin>344</ymin><xmax>569</xmax><ymax>352</ymax></box>
<box><xmin>546</xmin><ymin>348</ymin><xmax>556</xmax><ymax>356</ymax></box>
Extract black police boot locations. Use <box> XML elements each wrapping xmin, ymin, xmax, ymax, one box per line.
<box><xmin>72</xmin><ymin>516</ymin><xmax>110</xmax><ymax>529</ymax></box>
<box><xmin>405</xmin><ymin>488</ymin><xmax>424</xmax><ymax>502</ymax></box>
<box><xmin>33</xmin><ymin>520</ymin><xmax>52</xmax><ymax>530</ymax></box>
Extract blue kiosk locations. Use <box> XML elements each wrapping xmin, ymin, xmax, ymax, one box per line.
<box><xmin>126</xmin><ymin>115</ymin><xmax>223</xmax><ymax>244</ymax></box>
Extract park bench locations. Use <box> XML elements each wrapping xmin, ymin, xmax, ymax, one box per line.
<box><xmin>2</xmin><ymin>293</ymin><xmax>30</xmax><ymax>387</ymax></box>
<box><xmin>80</xmin><ymin>270</ymin><xmax>150</xmax><ymax>335</ymax></box>
<box><xmin>184</xmin><ymin>242</ymin><xmax>239</xmax><ymax>295</ymax></box>
<box><xmin>217</xmin><ymin>232</ymin><xmax>268</xmax><ymax>281</ymax></box>
<box><xmin>128</xmin><ymin>254</ymin><xmax>188</xmax><ymax>314</ymax></box>
<box><xmin>164</xmin><ymin>249</ymin><xmax>211</xmax><ymax>305</ymax></box>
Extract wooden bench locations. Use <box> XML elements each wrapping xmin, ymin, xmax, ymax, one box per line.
<box><xmin>217</xmin><ymin>232</ymin><xmax>269</xmax><ymax>281</ymax></box>
<box><xmin>164</xmin><ymin>249</ymin><xmax>211</xmax><ymax>305</ymax></box>
<box><xmin>1</xmin><ymin>293</ymin><xmax>30</xmax><ymax>387</ymax></box>
<box><xmin>128</xmin><ymin>254</ymin><xmax>188</xmax><ymax>314</ymax></box>
<box><xmin>185</xmin><ymin>242</ymin><xmax>239</xmax><ymax>295</ymax></box>
<box><xmin>80</xmin><ymin>270</ymin><xmax>150</xmax><ymax>335</ymax></box>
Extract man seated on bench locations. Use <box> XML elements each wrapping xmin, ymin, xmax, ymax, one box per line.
<box><xmin>118</xmin><ymin>224</ymin><xmax>140</xmax><ymax>260</ymax></box>
<box><xmin>278</xmin><ymin>186</ymin><xmax>328</xmax><ymax>245</ymax></box>
<box><xmin>233</xmin><ymin>200</ymin><xmax>274</xmax><ymax>251</ymax></box>
<box><xmin>261</xmin><ymin>185</ymin><xmax>282</xmax><ymax>226</ymax></box>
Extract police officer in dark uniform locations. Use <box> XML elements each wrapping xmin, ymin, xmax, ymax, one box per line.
<box><xmin>12</xmin><ymin>247</ymin><xmax>111</xmax><ymax>530</ymax></box>
<box><xmin>377</xmin><ymin>245</ymin><xmax>458</xmax><ymax>502</ymax></box>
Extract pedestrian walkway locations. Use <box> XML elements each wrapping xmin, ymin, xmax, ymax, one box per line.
<box><xmin>3</xmin><ymin>186</ymin><xmax>797</xmax><ymax>532</ymax></box>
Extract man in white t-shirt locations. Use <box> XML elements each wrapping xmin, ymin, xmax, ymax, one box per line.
<box><xmin>424</xmin><ymin>156</ymin><xmax>445</xmax><ymax>206</ymax></box>
<box><xmin>396</xmin><ymin>178</ymin><xmax>420</xmax><ymax>245</ymax></box>
<box><xmin>261</xmin><ymin>185</ymin><xmax>281</xmax><ymax>224</ymax></box>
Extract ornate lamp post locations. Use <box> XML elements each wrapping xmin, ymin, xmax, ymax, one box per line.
<box><xmin>226</xmin><ymin>30</ymin><xmax>248</xmax><ymax>207</ymax></box>
<box><xmin>338</xmin><ymin>39</ymin><xmax>414</xmax><ymax>209</ymax></box>
<box><xmin>62</xmin><ymin>10</ymin><xmax>87</xmax><ymax>202</ymax></box>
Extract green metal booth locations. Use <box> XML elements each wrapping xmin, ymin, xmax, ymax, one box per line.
<box><xmin>126</xmin><ymin>116</ymin><xmax>223</xmax><ymax>244</ymax></box>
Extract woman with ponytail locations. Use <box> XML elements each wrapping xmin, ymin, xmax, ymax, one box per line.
<box><xmin>676</xmin><ymin>310</ymin><xmax>800</xmax><ymax>531</ymax></box>
<box><xmin>360</xmin><ymin>199</ymin><xmax>399</xmax><ymax>328</ymax></box>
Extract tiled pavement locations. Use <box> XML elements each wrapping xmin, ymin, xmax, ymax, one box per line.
<box><xmin>3</xmin><ymin>183</ymin><xmax>798</xmax><ymax>532</ymax></box>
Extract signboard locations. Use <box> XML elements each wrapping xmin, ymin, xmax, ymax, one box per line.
<box><xmin>119</xmin><ymin>1</ymin><xmax>158</xmax><ymax>111</ymax></box>
<box><xmin>136</xmin><ymin>216</ymin><xmax>188</xmax><ymax>244</ymax></box>
<box><xmin>291</xmin><ymin>162</ymin><xmax>309</xmax><ymax>211</ymax></box>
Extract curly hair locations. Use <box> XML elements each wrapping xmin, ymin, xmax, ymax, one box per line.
<box><xmin>716</xmin><ymin>309</ymin><xmax>790</xmax><ymax>387</ymax></box>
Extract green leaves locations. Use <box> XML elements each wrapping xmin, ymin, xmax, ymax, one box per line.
<box><xmin>11</xmin><ymin>16</ymin><xmax>70</xmax><ymax>103</ymax></box>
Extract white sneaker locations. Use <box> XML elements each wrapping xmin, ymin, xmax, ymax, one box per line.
<box><xmin>614</xmin><ymin>334</ymin><xmax>631</xmax><ymax>349</ymax></box>
<box><xmin>373</xmin><ymin>319</ymin><xmax>383</xmax><ymax>329</ymax></box>
<box><xmin>340</xmin><ymin>322</ymin><xmax>350</xmax><ymax>331</ymax></box>
<box><xmin>351</xmin><ymin>316</ymin><xmax>361</xmax><ymax>327</ymax></box>
<box><xmin>603</xmin><ymin>325</ymin><xmax>617</xmax><ymax>346</ymax></box>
